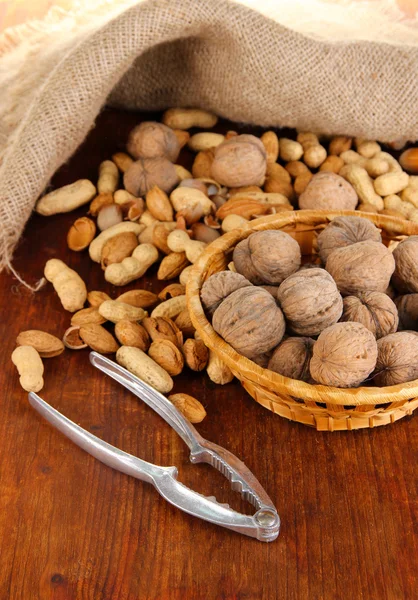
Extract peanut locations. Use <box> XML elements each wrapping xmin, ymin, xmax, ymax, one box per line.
<box><xmin>166</xmin><ymin>230</ymin><xmax>207</xmax><ymax>264</ymax></box>
<box><xmin>355</xmin><ymin>139</ymin><xmax>381</xmax><ymax>158</ymax></box>
<box><xmin>36</xmin><ymin>180</ymin><xmax>96</xmax><ymax>216</ymax></box>
<box><xmin>340</xmin><ymin>150</ymin><xmax>366</xmax><ymax>166</ymax></box>
<box><xmin>339</xmin><ymin>164</ymin><xmax>384</xmax><ymax>210</ymax></box>
<box><xmin>188</xmin><ymin>133</ymin><xmax>225</xmax><ymax>152</ymax></box>
<box><xmin>285</xmin><ymin>161</ymin><xmax>310</xmax><ymax>178</ymax></box>
<box><xmin>16</xmin><ymin>330</ymin><xmax>64</xmax><ymax>358</ymax></box>
<box><xmin>79</xmin><ymin>324</ymin><xmax>119</xmax><ymax>354</ymax></box>
<box><xmin>279</xmin><ymin>138</ymin><xmax>303</xmax><ymax>162</ymax></box>
<box><xmin>207</xmin><ymin>350</ymin><xmax>234</xmax><ymax>385</ymax></box>
<box><xmin>148</xmin><ymin>340</ymin><xmax>184</xmax><ymax>376</ymax></box>
<box><xmin>89</xmin><ymin>222</ymin><xmax>144</xmax><ymax>262</ymax></box>
<box><xmin>174</xmin><ymin>165</ymin><xmax>193</xmax><ymax>181</ymax></box>
<box><xmin>11</xmin><ymin>346</ymin><xmax>44</xmax><ymax>392</ymax></box>
<box><xmin>162</xmin><ymin>108</ymin><xmax>218</xmax><ymax>130</ymax></box>
<box><xmin>139</xmin><ymin>221</ymin><xmax>176</xmax><ymax>245</ymax></box>
<box><xmin>98</xmin><ymin>300</ymin><xmax>147</xmax><ymax>323</ymax></box>
<box><xmin>168</xmin><ymin>393</ymin><xmax>206</xmax><ymax>423</ymax></box>
<box><xmin>44</xmin><ymin>259</ymin><xmax>87</xmax><ymax>312</ymax></box>
<box><xmin>401</xmin><ymin>186</ymin><xmax>418</xmax><ymax>208</ymax></box>
<box><xmin>363</xmin><ymin>157</ymin><xmax>390</xmax><ymax>178</ymax></box>
<box><xmin>105</xmin><ymin>243</ymin><xmax>159</xmax><ymax>286</ymax></box>
<box><xmin>374</xmin><ymin>151</ymin><xmax>402</xmax><ymax>173</ymax></box>
<box><xmin>297</xmin><ymin>132</ymin><xmax>326</xmax><ymax>168</ymax></box>
<box><xmin>97</xmin><ymin>160</ymin><xmax>119</xmax><ymax>194</ymax></box>
<box><xmin>151</xmin><ymin>295</ymin><xmax>187</xmax><ymax>319</ymax></box>
<box><xmin>374</xmin><ymin>172</ymin><xmax>409</xmax><ymax>196</ymax></box>
<box><xmin>170</xmin><ymin>187</ymin><xmax>213</xmax><ymax>217</ymax></box>
<box><xmin>116</xmin><ymin>346</ymin><xmax>173</xmax><ymax>393</ymax></box>
<box><xmin>139</xmin><ymin>210</ymin><xmax>158</xmax><ymax>227</ymax></box>
<box><xmin>67</xmin><ymin>217</ymin><xmax>96</xmax><ymax>251</ymax></box>
<box><xmin>179</xmin><ymin>265</ymin><xmax>194</xmax><ymax>285</ymax></box>
<box><xmin>383</xmin><ymin>195</ymin><xmax>414</xmax><ymax>218</ymax></box>
<box><xmin>260</xmin><ymin>131</ymin><xmax>279</xmax><ymax>164</ymax></box>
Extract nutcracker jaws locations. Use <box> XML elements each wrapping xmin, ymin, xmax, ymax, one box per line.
<box><xmin>28</xmin><ymin>351</ymin><xmax>280</xmax><ymax>542</ymax></box>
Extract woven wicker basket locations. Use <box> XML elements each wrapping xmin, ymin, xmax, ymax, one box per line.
<box><xmin>187</xmin><ymin>210</ymin><xmax>418</xmax><ymax>431</ymax></box>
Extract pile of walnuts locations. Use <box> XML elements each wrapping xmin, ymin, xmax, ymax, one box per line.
<box><xmin>201</xmin><ymin>216</ymin><xmax>418</xmax><ymax>388</ymax></box>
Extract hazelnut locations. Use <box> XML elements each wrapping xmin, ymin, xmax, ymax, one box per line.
<box><xmin>326</xmin><ymin>241</ymin><xmax>395</xmax><ymax>296</ymax></box>
<box><xmin>392</xmin><ymin>236</ymin><xmax>418</xmax><ymax>293</ymax></box>
<box><xmin>124</xmin><ymin>157</ymin><xmax>179</xmax><ymax>196</ymax></box>
<box><xmin>127</xmin><ymin>121</ymin><xmax>180</xmax><ymax>162</ymax></box>
<box><xmin>317</xmin><ymin>216</ymin><xmax>382</xmax><ymax>263</ymax></box>
<box><xmin>340</xmin><ymin>292</ymin><xmax>398</xmax><ymax>339</ymax></box>
<box><xmin>268</xmin><ymin>337</ymin><xmax>314</xmax><ymax>382</ymax></box>
<box><xmin>277</xmin><ymin>268</ymin><xmax>343</xmax><ymax>336</ymax></box>
<box><xmin>200</xmin><ymin>271</ymin><xmax>252</xmax><ymax>316</ymax></box>
<box><xmin>310</xmin><ymin>322</ymin><xmax>378</xmax><ymax>387</ymax></box>
<box><xmin>233</xmin><ymin>230</ymin><xmax>301</xmax><ymax>285</ymax></box>
<box><xmin>299</xmin><ymin>172</ymin><xmax>358</xmax><ymax>210</ymax></box>
<box><xmin>395</xmin><ymin>294</ymin><xmax>418</xmax><ymax>330</ymax></box>
<box><xmin>210</xmin><ymin>134</ymin><xmax>267</xmax><ymax>188</ymax></box>
<box><xmin>212</xmin><ymin>286</ymin><xmax>285</xmax><ymax>360</ymax></box>
<box><xmin>374</xmin><ymin>332</ymin><xmax>418</xmax><ymax>386</ymax></box>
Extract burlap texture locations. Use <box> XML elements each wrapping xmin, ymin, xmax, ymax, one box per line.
<box><xmin>0</xmin><ymin>0</ymin><xmax>418</xmax><ymax>281</ymax></box>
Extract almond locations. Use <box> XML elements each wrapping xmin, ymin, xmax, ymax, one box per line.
<box><xmin>79</xmin><ymin>324</ymin><xmax>119</xmax><ymax>354</ymax></box>
<box><xmin>399</xmin><ymin>148</ymin><xmax>418</xmax><ymax>174</ymax></box>
<box><xmin>63</xmin><ymin>326</ymin><xmax>87</xmax><ymax>350</ymax></box>
<box><xmin>216</xmin><ymin>198</ymin><xmax>269</xmax><ymax>220</ymax></box>
<box><xmin>192</xmin><ymin>149</ymin><xmax>215</xmax><ymax>179</ymax></box>
<box><xmin>87</xmin><ymin>290</ymin><xmax>111</xmax><ymax>308</ymax></box>
<box><xmin>114</xmin><ymin>320</ymin><xmax>150</xmax><ymax>351</ymax></box>
<box><xmin>71</xmin><ymin>307</ymin><xmax>106</xmax><ymax>326</ymax></box>
<box><xmin>157</xmin><ymin>252</ymin><xmax>189</xmax><ymax>280</ymax></box>
<box><xmin>148</xmin><ymin>339</ymin><xmax>184</xmax><ymax>376</ymax></box>
<box><xmin>89</xmin><ymin>192</ymin><xmax>114</xmax><ymax>216</ymax></box>
<box><xmin>152</xmin><ymin>223</ymin><xmax>172</xmax><ymax>254</ymax></box>
<box><xmin>16</xmin><ymin>330</ymin><xmax>64</xmax><ymax>358</ymax></box>
<box><xmin>116</xmin><ymin>290</ymin><xmax>158</xmax><ymax>308</ymax></box>
<box><xmin>173</xmin><ymin>130</ymin><xmax>190</xmax><ymax>149</ymax></box>
<box><xmin>260</xmin><ymin>131</ymin><xmax>279</xmax><ymax>164</ymax></box>
<box><xmin>100</xmin><ymin>231</ymin><xmax>138</xmax><ymax>268</ymax></box>
<box><xmin>182</xmin><ymin>339</ymin><xmax>209</xmax><ymax>371</ymax></box>
<box><xmin>146</xmin><ymin>186</ymin><xmax>174</xmax><ymax>221</ymax></box>
<box><xmin>67</xmin><ymin>217</ymin><xmax>96</xmax><ymax>251</ymax></box>
<box><xmin>158</xmin><ymin>283</ymin><xmax>186</xmax><ymax>301</ymax></box>
<box><xmin>168</xmin><ymin>393</ymin><xmax>206</xmax><ymax>423</ymax></box>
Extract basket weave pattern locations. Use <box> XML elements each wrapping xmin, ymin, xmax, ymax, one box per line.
<box><xmin>187</xmin><ymin>210</ymin><xmax>418</xmax><ymax>431</ymax></box>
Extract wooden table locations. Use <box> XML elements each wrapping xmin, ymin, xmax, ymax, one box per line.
<box><xmin>1</xmin><ymin>109</ymin><xmax>417</xmax><ymax>600</ymax></box>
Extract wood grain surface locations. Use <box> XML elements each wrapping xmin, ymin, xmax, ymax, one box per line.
<box><xmin>1</xmin><ymin>108</ymin><xmax>417</xmax><ymax>600</ymax></box>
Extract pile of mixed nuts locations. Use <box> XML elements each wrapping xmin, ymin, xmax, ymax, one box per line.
<box><xmin>11</xmin><ymin>107</ymin><xmax>418</xmax><ymax>409</ymax></box>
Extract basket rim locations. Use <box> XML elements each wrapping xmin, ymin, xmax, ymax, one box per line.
<box><xmin>187</xmin><ymin>210</ymin><xmax>418</xmax><ymax>406</ymax></box>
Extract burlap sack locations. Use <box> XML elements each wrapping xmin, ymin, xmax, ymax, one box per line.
<box><xmin>0</xmin><ymin>0</ymin><xmax>417</xmax><ymax>285</ymax></box>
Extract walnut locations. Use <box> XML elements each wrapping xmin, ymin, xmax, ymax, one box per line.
<box><xmin>210</xmin><ymin>134</ymin><xmax>267</xmax><ymax>188</ymax></box>
<box><xmin>298</xmin><ymin>172</ymin><xmax>358</xmax><ymax>210</ymax></box>
<box><xmin>124</xmin><ymin>157</ymin><xmax>179</xmax><ymax>196</ymax></box>
<box><xmin>260</xmin><ymin>285</ymin><xmax>280</xmax><ymax>300</ymax></box>
<box><xmin>374</xmin><ymin>332</ymin><xmax>418</xmax><ymax>386</ymax></box>
<box><xmin>392</xmin><ymin>236</ymin><xmax>418</xmax><ymax>293</ymax></box>
<box><xmin>200</xmin><ymin>271</ymin><xmax>252</xmax><ymax>316</ymax></box>
<box><xmin>317</xmin><ymin>216</ymin><xmax>382</xmax><ymax>263</ymax></box>
<box><xmin>395</xmin><ymin>294</ymin><xmax>418</xmax><ymax>330</ymax></box>
<box><xmin>233</xmin><ymin>230</ymin><xmax>301</xmax><ymax>285</ymax></box>
<box><xmin>277</xmin><ymin>268</ymin><xmax>343</xmax><ymax>336</ymax></box>
<box><xmin>310</xmin><ymin>322</ymin><xmax>378</xmax><ymax>387</ymax></box>
<box><xmin>326</xmin><ymin>241</ymin><xmax>395</xmax><ymax>296</ymax></box>
<box><xmin>127</xmin><ymin>121</ymin><xmax>180</xmax><ymax>162</ymax></box>
<box><xmin>268</xmin><ymin>337</ymin><xmax>314</xmax><ymax>382</ymax></box>
<box><xmin>340</xmin><ymin>292</ymin><xmax>398</xmax><ymax>339</ymax></box>
<box><xmin>212</xmin><ymin>286</ymin><xmax>285</xmax><ymax>360</ymax></box>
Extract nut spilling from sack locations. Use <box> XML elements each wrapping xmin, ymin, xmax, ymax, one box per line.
<box><xmin>11</xmin><ymin>107</ymin><xmax>418</xmax><ymax>402</ymax></box>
